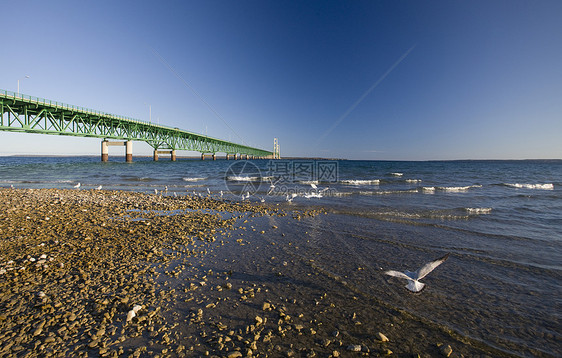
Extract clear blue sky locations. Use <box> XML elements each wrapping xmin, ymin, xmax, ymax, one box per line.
<box><xmin>1</xmin><ymin>0</ymin><xmax>561</xmax><ymax>160</ymax></box>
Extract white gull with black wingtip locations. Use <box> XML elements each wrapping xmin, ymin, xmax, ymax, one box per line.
<box><xmin>384</xmin><ymin>253</ymin><xmax>449</xmax><ymax>293</ymax></box>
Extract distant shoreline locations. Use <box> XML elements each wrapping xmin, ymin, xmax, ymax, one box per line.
<box><xmin>0</xmin><ymin>154</ymin><xmax>560</xmax><ymax>162</ymax></box>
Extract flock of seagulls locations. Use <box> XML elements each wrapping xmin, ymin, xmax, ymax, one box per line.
<box><xmin>31</xmin><ymin>178</ymin><xmax>449</xmax><ymax>296</ymax></box>
<box><xmin>140</xmin><ymin>182</ymin><xmax>332</xmax><ymax>203</ymax></box>
<box><xmin>63</xmin><ymin>178</ymin><xmax>330</xmax><ymax>204</ymax></box>
<box><xmin>69</xmin><ymin>183</ymin><xmax>102</xmax><ymax>190</ymax></box>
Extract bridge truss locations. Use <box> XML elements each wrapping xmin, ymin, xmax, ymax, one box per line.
<box><xmin>0</xmin><ymin>90</ymin><xmax>273</xmax><ymax>158</ymax></box>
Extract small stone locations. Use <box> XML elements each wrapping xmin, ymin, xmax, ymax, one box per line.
<box><xmin>382</xmin><ymin>348</ymin><xmax>393</xmax><ymax>355</ymax></box>
<box><xmin>255</xmin><ymin>316</ymin><xmax>263</xmax><ymax>325</ymax></box>
<box><xmin>227</xmin><ymin>351</ymin><xmax>243</xmax><ymax>358</ymax></box>
<box><xmin>376</xmin><ymin>332</ymin><xmax>389</xmax><ymax>342</ymax></box>
<box><xmin>347</xmin><ymin>345</ymin><xmax>362</xmax><ymax>352</ymax></box>
<box><xmin>33</xmin><ymin>327</ymin><xmax>43</xmax><ymax>336</ymax></box>
<box><xmin>439</xmin><ymin>344</ymin><xmax>453</xmax><ymax>357</ymax></box>
<box><xmin>262</xmin><ymin>302</ymin><xmax>271</xmax><ymax>311</ymax></box>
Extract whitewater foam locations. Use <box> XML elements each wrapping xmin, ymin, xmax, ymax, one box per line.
<box><xmin>504</xmin><ymin>183</ymin><xmax>554</xmax><ymax>190</ymax></box>
<box><xmin>341</xmin><ymin>179</ymin><xmax>380</xmax><ymax>185</ymax></box>
<box><xmin>466</xmin><ymin>207</ymin><xmax>493</xmax><ymax>214</ymax></box>
<box><xmin>299</xmin><ymin>180</ymin><xmax>319</xmax><ymax>185</ymax></box>
<box><xmin>182</xmin><ymin>177</ymin><xmax>207</xmax><ymax>182</ymax></box>
<box><xmin>437</xmin><ymin>185</ymin><xmax>482</xmax><ymax>192</ymax></box>
<box><xmin>227</xmin><ymin>175</ymin><xmax>261</xmax><ymax>182</ymax></box>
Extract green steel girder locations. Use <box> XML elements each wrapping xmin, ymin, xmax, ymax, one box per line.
<box><xmin>0</xmin><ymin>90</ymin><xmax>273</xmax><ymax>157</ymax></box>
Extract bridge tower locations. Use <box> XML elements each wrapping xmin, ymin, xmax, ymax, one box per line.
<box><xmin>273</xmin><ymin>138</ymin><xmax>281</xmax><ymax>159</ymax></box>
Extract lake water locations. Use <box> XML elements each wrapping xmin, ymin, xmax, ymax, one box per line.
<box><xmin>1</xmin><ymin>156</ymin><xmax>560</xmax><ymax>356</ymax></box>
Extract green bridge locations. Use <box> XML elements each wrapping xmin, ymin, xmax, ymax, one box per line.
<box><xmin>0</xmin><ymin>89</ymin><xmax>275</xmax><ymax>161</ymax></box>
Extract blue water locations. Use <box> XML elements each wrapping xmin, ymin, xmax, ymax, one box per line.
<box><xmin>1</xmin><ymin>157</ymin><xmax>561</xmax><ymax>356</ymax></box>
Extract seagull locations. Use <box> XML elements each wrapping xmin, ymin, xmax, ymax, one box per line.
<box><xmin>310</xmin><ymin>183</ymin><xmax>318</xmax><ymax>190</ymax></box>
<box><xmin>286</xmin><ymin>193</ymin><xmax>298</xmax><ymax>202</ymax></box>
<box><xmin>384</xmin><ymin>253</ymin><xmax>450</xmax><ymax>293</ymax></box>
<box><xmin>73</xmin><ymin>183</ymin><xmax>81</xmax><ymax>189</ymax></box>
<box><xmin>154</xmin><ymin>189</ymin><xmax>158</xmax><ymax>195</ymax></box>
<box><xmin>95</xmin><ymin>185</ymin><xmax>102</xmax><ymax>190</ymax></box>
<box><xmin>207</xmin><ymin>188</ymin><xmax>211</xmax><ymax>195</ymax></box>
<box><xmin>220</xmin><ymin>190</ymin><xmax>223</xmax><ymax>198</ymax></box>
<box><xmin>304</xmin><ymin>192</ymin><xmax>323</xmax><ymax>199</ymax></box>
<box><xmin>126</xmin><ymin>304</ymin><xmax>143</xmax><ymax>323</ymax></box>
<box><xmin>267</xmin><ymin>178</ymin><xmax>278</xmax><ymax>195</ymax></box>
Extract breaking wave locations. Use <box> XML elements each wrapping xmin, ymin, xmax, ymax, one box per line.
<box><xmin>503</xmin><ymin>183</ymin><xmax>554</xmax><ymax>190</ymax></box>
<box><xmin>182</xmin><ymin>177</ymin><xmax>207</xmax><ymax>182</ymax></box>
<box><xmin>227</xmin><ymin>175</ymin><xmax>261</xmax><ymax>182</ymax></box>
<box><xmin>406</xmin><ymin>179</ymin><xmax>422</xmax><ymax>183</ymax></box>
<box><xmin>437</xmin><ymin>185</ymin><xmax>482</xmax><ymax>192</ymax></box>
<box><xmin>340</xmin><ymin>179</ymin><xmax>380</xmax><ymax>185</ymax></box>
<box><xmin>466</xmin><ymin>207</ymin><xmax>493</xmax><ymax>214</ymax></box>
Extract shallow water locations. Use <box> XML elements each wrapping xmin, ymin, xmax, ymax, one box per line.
<box><xmin>1</xmin><ymin>157</ymin><xmax>561</xmax><ymax>356</ymax></box>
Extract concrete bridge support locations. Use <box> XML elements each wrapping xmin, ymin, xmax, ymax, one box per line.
<box><xmin>101</xmin><ymin>140</ymin><xmax>133</xmax><ymax>162</ymax></box>
<box><xmin>201</xmin><ymin>153</ymin><xmax>215</xmax><ymax>160</ymax></box>
<box><xmin>153</xmin><ymin>149</ymin><xmax>176</xmax><ymax>161</ymax></box>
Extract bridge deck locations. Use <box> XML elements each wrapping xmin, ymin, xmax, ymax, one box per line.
<box><xmin>0</xmin><ymin>90</ymin><xmax>272</xmax><ymax>158</ymax></box>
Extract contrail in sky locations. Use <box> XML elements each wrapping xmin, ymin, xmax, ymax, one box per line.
<box><xmin>150</xmin><ymin>47</ymin><xmax>247</xmax><ymax>145</ymax></box>
<box><xmin>314</xmin><ymin>44</ymin><xmax>416</xmax><ymax>147</ymax></box>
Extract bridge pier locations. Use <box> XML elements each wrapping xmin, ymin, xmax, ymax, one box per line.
<box><xmin>201</xmin><ymin>153</ymin><xmax>216</xmax><ymax>160</ymax></box>
<box><xmin>126</xmin><ymin>141</ymin><xmax>133</xmax><ymax>162</ymax></box>
<box><xmin>154</xmin><ymin>149</ymin><xmax>176</xmax><ymax>161</ymax></box>
<box><xmin>101</xmin><ymin>140</ymin><xmax>133</xmax><ymax>162</ymax></box>
<box><xmin>101</xmin><ymin>141</ymin><xmax>108</xmax><ymax>162</ymax></box>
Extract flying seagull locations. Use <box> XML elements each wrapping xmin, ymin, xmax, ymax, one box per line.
<box><xmin>384</xmin><ymin>253</ymin><xmax>449</xmax><ymax>293</ymax></box>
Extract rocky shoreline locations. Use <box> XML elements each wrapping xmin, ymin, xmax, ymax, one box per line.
<box><xmin>0</xmin><ymin>188</ymin><xmax>513</xmax><ymax>357</ymax></box>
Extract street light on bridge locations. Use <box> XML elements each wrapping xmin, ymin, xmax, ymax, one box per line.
<box><xmin>17</xmin><ymin>75</ymin><xmax>30</xmax><ymax>94</ymax></box>
<box><xmin>143</xmin><ymin>102</ymin><xmax>151</xmax><ymax>123</ymax></box>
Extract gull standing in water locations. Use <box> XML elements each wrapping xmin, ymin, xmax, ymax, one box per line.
<box><xmin>384</xmin><ymin>253</ymin><xmax>450</xmax><ymax>293</ymax></box>
<box><xmin>73</xmin><ymin>183</ymin><xmax>81</xmax><ymax>189</ymax></box>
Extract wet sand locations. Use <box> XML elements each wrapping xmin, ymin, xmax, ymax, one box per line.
<box><xmin>0</xmin><ymin>189</ymin><xmax>514</xmax><ymax>357</ymax></box>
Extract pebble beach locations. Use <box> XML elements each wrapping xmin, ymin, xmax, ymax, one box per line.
<box><xmin>0</xmin><ymin>188</ymin><xmax>518</xmax><ymax>358</ymax></box>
